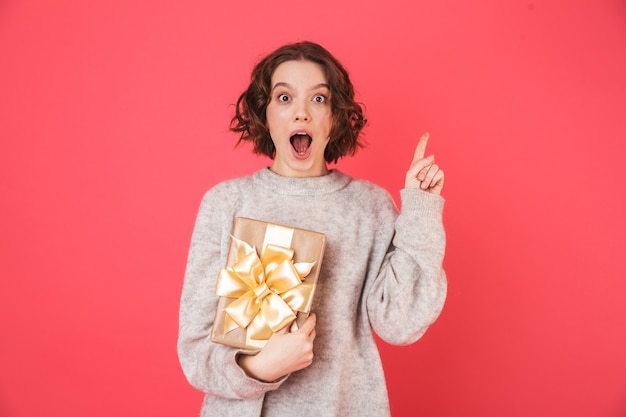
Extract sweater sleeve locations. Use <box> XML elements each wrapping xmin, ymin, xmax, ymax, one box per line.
<box><xmin>177</xmin><ymin>185</ymin><xmax>285</xmax><ymax>400</ymax></box>
<box><xmin>366</xmin><ymin>188</ymin><xmax>447</xmax><ymax>345</ymax></box>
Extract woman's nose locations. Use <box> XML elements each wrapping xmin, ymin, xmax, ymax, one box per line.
<box><xmin>294</xmin><ymin>101</ymin><xmax>310</xmax><ymax>121</ymax></box>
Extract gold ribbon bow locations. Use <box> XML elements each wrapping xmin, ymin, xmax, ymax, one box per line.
<box><xmin>215</xmin><ymin>236</ymin><xmax>315</xmax><ymax>349</ymax></box>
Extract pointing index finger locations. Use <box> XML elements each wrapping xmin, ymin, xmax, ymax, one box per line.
<box><xmin>413</xmin><ymin>132</ymin><xmax>430</xmax><ymax>161</ymax></box>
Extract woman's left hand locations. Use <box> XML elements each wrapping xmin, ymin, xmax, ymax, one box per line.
<box><xmin>405</xmin><ymin>132</ymin><xmax>444</xmax><ymax>195</ymax></box>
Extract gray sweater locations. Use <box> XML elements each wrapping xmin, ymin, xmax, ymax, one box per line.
<box><xmin>178</xmin><ymin>167</ymin><xmax>447</xmax><ymax>417</ymax></box>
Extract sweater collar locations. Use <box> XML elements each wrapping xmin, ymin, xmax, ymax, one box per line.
<box><xmin>253</xmin><ymin>167</ymin><xmax>351</xmax><ymax>196</ymax></box>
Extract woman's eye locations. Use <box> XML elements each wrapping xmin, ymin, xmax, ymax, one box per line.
<box><xmin>313</xmin><ymin>94</ymin><xmax>327</xmax><ymax>103</ymax></box>
<box><xmin>277</xmin><ymin>93</ymin><xmax>290</xmax><ymax>102</ymax></box>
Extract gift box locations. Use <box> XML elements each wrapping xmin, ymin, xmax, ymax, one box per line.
<box><xmin>211</xmin><ymin>217</ymin><xmax>326</xmax><ymax>350</ymax></box>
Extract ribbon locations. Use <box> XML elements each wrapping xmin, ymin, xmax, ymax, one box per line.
<box><xmin>215</xmin><ymin>235</ymin><xmax>316</xmax><ymax>349</ymax></box>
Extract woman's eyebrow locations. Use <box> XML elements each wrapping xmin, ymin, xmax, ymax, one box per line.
<box><xmin>310</xmin><ymin>83</ymin><xmax>330</xmax><ymax>90</ymax></box>
<box><xmin>271</xmin><ymin>82</ymin><xmax>330</xmax><ymax>91</ymax></box>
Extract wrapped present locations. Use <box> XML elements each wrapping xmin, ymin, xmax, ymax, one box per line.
<box><xmin>211</xmin><ymin>217</ymin><xmax>326</xmax><ymax>350</ymax></box>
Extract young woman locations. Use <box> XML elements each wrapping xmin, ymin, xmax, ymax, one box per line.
<box><xmin>178</xmin><ymin>41</ymin><xmax>446</xmax><ymax>417</ymax></box>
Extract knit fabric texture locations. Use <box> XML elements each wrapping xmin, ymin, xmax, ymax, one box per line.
<box><xmin>178</xmin><ymin>168</ymin><xmax>447</xmax><ymax>417</ymax></box>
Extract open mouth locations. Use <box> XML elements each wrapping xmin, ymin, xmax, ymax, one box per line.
<box><xmin>290</xmin><ymin>132</ymin><xmax>312</xmax><ymax>155</ymax></box>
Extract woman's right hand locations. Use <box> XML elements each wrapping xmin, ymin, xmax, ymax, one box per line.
<box><xmin>237</xmin><ymin>313</ymin><xmax>317</xmax><ymax>382</ymax></box>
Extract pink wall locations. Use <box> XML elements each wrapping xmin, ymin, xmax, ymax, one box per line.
<box><xmin>1</xmin><ymin>1</ymin><xmax>625</xmax><ymax>416</ymax></box>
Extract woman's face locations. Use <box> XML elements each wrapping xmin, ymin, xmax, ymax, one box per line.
<box><xmin>266</xmin><ymin>60</ymin><xmax>332</xmax><ymax>178</ymax></box>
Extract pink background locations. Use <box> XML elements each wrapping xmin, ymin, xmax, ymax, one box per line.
<box><xmin>1</xmin><ymin>1</ymin><xmax>626</xmax><ymax>416</ymax></box>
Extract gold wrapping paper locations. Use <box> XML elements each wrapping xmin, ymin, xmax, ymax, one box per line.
<box><xmin>211</xmin><ymin>217</ymin><xmax>326</xmax><ymax>350</ymax></box>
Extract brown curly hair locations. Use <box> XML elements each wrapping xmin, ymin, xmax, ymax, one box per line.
<box><xmin>230</xmin><ymin>41</ymin><xmax>367</xmax><ymax>163</ymax></box>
